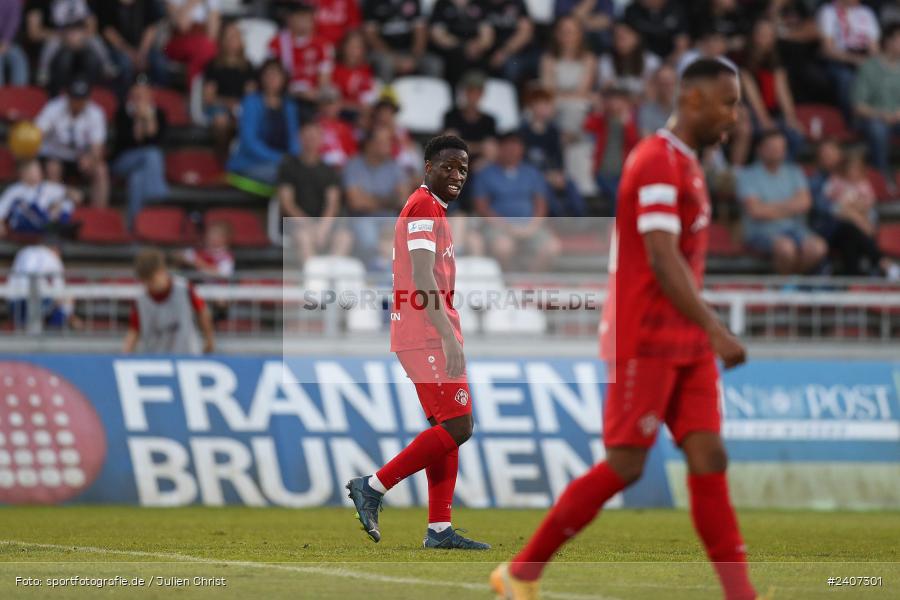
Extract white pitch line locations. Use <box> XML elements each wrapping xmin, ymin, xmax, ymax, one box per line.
<box><xmin>0</xmin><ymin>540</ymin><xmax>621</xmax><ymax>600</ymax></box>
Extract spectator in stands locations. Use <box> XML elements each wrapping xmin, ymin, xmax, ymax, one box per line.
<box><xmin>113</xmin><ymin>77</ymin><xmax>169</xmax><ymax>228</ymax></box>
<box><xmin>7</xmin><ymin>237</ymin><xmax>77</xmax><ymax>331</ymax></box>
<box><xmin>555</xmin><ymin>0</ymin><xmax>614</xmax><ymax>54</ymax></box>
<box><xmin>343</xmin><ymin>125</ymin><xmax>410</xmax><ymax>262</ymax></box>
<box><xmin>0</xmin><ymin>159</ymin><xmax>79</xmax><ymax>238</ymax></box>
<box><xmin>428</xmin><ymin>0</ymin><xmax>494</xmax><ymax>90</ymax></box>
<box><xmin>520</xmin><ymin>87</ymin><xmax>585</xmax><ymax>218</ymax></box>
<box><xmin>819</xmin><ymin>148</ymin><xmax>899</xmax><ymax>278</ymax></box>
<box><xmin>765</xmin><ymin>0</ymin><xmax>830</xmax><ymax>105</ymax></box>
<box><xmin>676</xmin><ymin>27</ymin><xmax>730</xmax><ymax>76</ymax></box>
<box><xmin>317</xmin><ymin>85</ymin><xmax>358</xmax><ymax>167</ymax></box>
<box><xmin>177</xmin><ymin>220</ymin><xmax>235</xmax><ymax>279</ymax></box>
<box><xmin>638</xmin><ymin>63</ymin><xmax>676</xmax><ymax>136</ymax></box>
<box><xmin>277</xmin><ymin>121</ymin><xmax>352</xmax><ymax>261</ymax></box>
<box><xmin>370</xmin><ymin>94</ymin><xmax>423</xmax><ymax>178</ymax></box>
<box><xmin>96</xmin><ymin>0</ymin><xmax>164</xmax><ymax>93</ymax></box>
<box><xmin>737</xmin><ymin>18</ymin><xmax>805</xmax><ymax>158</ymax></box>
<box><xmin>227</xmin><ymin>59</ymin><xmax>300</xmax><ymax>185</ymax></box>
<box><xmin>362</xmin><ymin>0</ymin><xmax>435</xmax><ymax>82</ymax></box>
<box><xmin>443</xmin><ymin>70</ymin><xmax>498</xmax><ymax>167</ymax></box>
<box><xmin>584</xmin><ymin>87</ymin><xmax>640</xmax><ymax>212</ymax></box>
<box><xmin>737</xmin><ymin>129</ymin><xmax>827</xmax><ymax>274</ymax></box>
<box><xmin>269</xmin><ymin>0</ymin><xmax>334</xmax><ymax>117</ymax></box>
<box><xmin>689</xmin><ymin>0</ymin><xmax>750</xmax><ymax>54</ymax></box>
<box><xmin>162</xmin><ymin>0</ymin><xmax>220</xmax><ymax>82</ymax></box>
<box><xmin>203</xmin><ymin>20</ymin><xmax>256</xmax><ymax>157</ymax></box>
<box><xmin>808</xmin><ymin>138</ymin><xmax>845</xmax><ymax>215</ymax></box>
<box><xmin>541</xmin><ymin>15</ymin><xmax>597</xmax><ymax>195</ymax></box>
<box><xmin>623</xmin><ymin>0</ymin><xmax>690</xmax><ymax>62</ymax></box>
<box><xmin>482</xmin><ymin>0</ymin><xmax>537</xmax><ymax>83</ymax></box>
<box><xmin>0</xmin><ymin>0</ymin><xmax>29</xmax><ymax>86</ymax></box>
<box><xmin>36</xmin><ymin>79</ymin><xmax>109</xmax><ymax>208</ymax></box>
<box><xmin>311</xmin><ymin>0</ymin><xmax>361</xmax><ymax>48</ymax></box>
<box><xmin>817</xmin><ymin>0</ymin><xmax>881</xmax><ymax>121</ymax></box>
<box><xmin>854</xmin><ymin>24</ymin><xmax>900</xmax><ymax>195</ymax></box>
<box><xmin>473</xmin><ymin>131</ymin><xmax>560</xmax><ymax>271</ymax></box>
<box><xmin>36</xmin><ymin>0</ymin><xmax>116</xmax><ymax>94</ymax></box>
<box><xmin>124</xmin><ymin>248</ymin><xmax>215</xmax><ymax>355</ymax></box>
<box><xmin>597</xmin><ymin>21</ymin><xmax>660</xmax><ymax>99</ymax></box>
<box><xmin>332</xmin><ymin>29</ymin><xmax>377</xmax><ymax>120</ymax></box>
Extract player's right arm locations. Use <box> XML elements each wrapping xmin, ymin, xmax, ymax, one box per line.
<box><xmin>410</xmin><ymin>248</ymin><xmax>465</xmax><ymax>378</ymax></box>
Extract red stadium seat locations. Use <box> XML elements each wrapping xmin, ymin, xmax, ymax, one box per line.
<box><xmin>90</xmin><ymin>87</ymin><xmax>118</xmax><ymax>122</ymax></box>
<box><xmin>151</xmin><ymin>87</ymin><xmax>189</xmax><ymax>127</ymax></box>
<box><xmin>866</xmin><ymin>168</ymin><xmax>893</xmax><ymax>202</ymax></box>
<box><xmin>0</xmin><ymin>148</ymin><xmax>16</xmax><ymax>182</ymax></box>
<box><xmin>166</xmin><ymin>149</ymin><xmax>225</xmax><ymax>186</ymax></box>
<box><xmin>72</xmin><ymin>207</ymin><xmax>131</xmax><ymax>244</ymax></box>
<box><xmin>877</xmin><ymin>224</ymin><xmax>900</xmax><ymax>258</ymax></box>
<box><xmin>708</xmin><ymin>223</ymin><xmax>744</xmax><ymax>257</ymax></box>
<box><xmin>0</xmin><ymin>86</ymin><xmax>48</xmax><ymax>121</ymax></box>
<box><xmin>795</xmin><ymin>104</ymin><xmax>853</xmax><ymax>142</ymax></box>
<box><xmin>205</xmin><ymin>208</ymin><xmax>269</xmax><ymax>247</ymax></box>
<box><xmin>135</xmin><ymin>206</ymin><xmax>194</xmax><ymax>244</ymax></box>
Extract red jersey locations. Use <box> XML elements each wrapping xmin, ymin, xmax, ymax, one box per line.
<box><xmin>390</xmin><ymin>185</ymin><xmax>462</xmax><ymax>352</ymax></box>
<box><xmin>268</xmin><ymin>32</ymin><xmax>334</xmax><ymax>94</ymax></box>
<box><xmin>318</xmin><ymin>115</ymin><xmax>358</xmax><ymax>167</ymax></box>
<box><xmin>311</xmin><ymin>0</ymin><xmax>362</xmax><ymax>46</ymax></box>
<box><xmin>600</xmin><ymin>129</ymin><xmax>713</xmax><ymax>363</ymax></box>
<box><xmin>332</xmin><ymin>63</ymin><xmax>376</xmax><ymax>105</ymax></box>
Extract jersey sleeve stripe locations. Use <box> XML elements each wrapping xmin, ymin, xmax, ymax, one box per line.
<box><xmin>638</xmin><ymin>183</ymin><xmax>677</xmax><ymax>207</ymax></box>
<box><xmin>407</xmin><ymin>239</ymin><xmax>437</xmax><ymax>252</ymax></box>
<box><xmin>637</xmin><ymin>213</ymin><xmax>682</xmax><ymax>234</ymax></box>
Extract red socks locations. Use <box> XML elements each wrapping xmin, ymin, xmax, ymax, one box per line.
<box><xmin>426</xmin><ymin>448</ymin><xmax>458</xmax><ymax>523</ymax></box>
<box><xmin>376</xmin><ymin>424</ymin><xmax>457</xmax><ymax>491</ymax></box>
<box><xmin>688</xmin><ymin>472</ymin><xmax>757</xmax><ymax>600</ymax></box>
<box><xmin>510</xmin><ymin>462</ymin><xmax>626</xmax><ymax>581</ymax></box>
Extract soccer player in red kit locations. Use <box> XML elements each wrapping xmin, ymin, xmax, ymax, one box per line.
<box><xmin>347</xmin><ymin>135</ymin><xmax>490</xmax><ymax>550</ymax></box>
<box><xmin>492</xmin><ymin>59</ymin><xmax>769</xmax><ymax>599</ymax></box>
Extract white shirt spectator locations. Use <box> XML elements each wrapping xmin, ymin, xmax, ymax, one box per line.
<box><xmin>0</xmin><ymin>181</ymin><xmax>73</xmax><ymax>225</ymax></box>
<box><xmin>51</xmin><ymin>0</ymin><xmax>92</xmax><ymax>28</ymax></box>
<box><xmin>817</xmin><ymin>1</ymin><xmax>880</xmax><ymax>53</ymax></box>
<box><xmin>35</xmin><ymin>97</ymin><xmax>107</xmax><ymax>162</ymax></box>
<box><xmin>167</xmin><ymin>0</ymin><xmax>221</xmax><ymax>25</ymax></box>
<box><xmin>598</xmin><ymin>52</ymin><xmax>661</xmax><ymax>97</ymax></box>
<box><xmin>8</xmin><ymin>245</ymin><xmax>66</xmax><ymax>300</ymax></box>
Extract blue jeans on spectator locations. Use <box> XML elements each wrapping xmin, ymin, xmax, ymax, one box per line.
<box><xmin>233</xmin><ymin>162</ymin><xmax>280</xmax><ymax>185</ymax></box>
<box><xmin>861</xmin><ymin>117</ymin><xmax>900</xmax><ymax>189</ymax></box>
<box><xmin>596</xmin><ymin>174</ymin><xmax>620</xmax><ymax>216</ymax></box>
<box><xmin>0</xmin><ymin>44</ymin><xmax>29</xmax><ymax>86</ymax></box>
<box><xmin>547</xmin><ymin>178</ymin><xmax>587</xmax><ymax>218</ymax></box>
<box><xmin>113</xmin><ymin>147</ymin><xmax>170</xmax><ymax>227</ymax></box>
<box><xmin>9</xmin><ymin>299</ymin><xmax>67</xmax><ymax>330</ymax></box>
<box><xmin>825</xmin><ymin>60</ymin><xmax>857</xmax><ymax>124</ymax></box>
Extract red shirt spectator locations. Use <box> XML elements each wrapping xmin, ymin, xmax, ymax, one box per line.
<box><xmin>269</xmin><ymin>2</ymin><xmax>334</xmax><ymax>98</ymax></box>
<box><xmin>312</xmin><ymin>0</ymin><xmax>362</xmax><ymax>47</ymax></box>
<box><xmin>332</xmin><ymin>30</ymin><xmax>376</xmax><ymax>109</ymax></box>
<box><xmin>584</xmin><ymin>92</ymin><xmax>640</xmax><ymax>175</ymax></box>
<box><xmin>317</xmin><ymin>89</ymin><xmax>358</xmax><ymax>166</ymax></box>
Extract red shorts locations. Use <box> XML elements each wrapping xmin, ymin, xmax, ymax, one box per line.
<box><xmin>396</xmin><ymin>348</ymin><xmax>472</xmax><ymax>423</ymax></box>
<box><xmin>603</xmin><ymin>355</ymin><xmax>721</xmax><ymax>448</ymax></box>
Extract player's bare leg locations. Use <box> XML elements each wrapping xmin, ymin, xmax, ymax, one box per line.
<box><xmin>682</xmin><ymin>431</ymin><xmax>762</xmax><ymax>600</ymax></box>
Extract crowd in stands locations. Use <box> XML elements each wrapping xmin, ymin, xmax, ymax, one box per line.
<box><xmin>0</xmin><ymin>0</ymin><xmax>898</xmax><ymax>284</ymax></box>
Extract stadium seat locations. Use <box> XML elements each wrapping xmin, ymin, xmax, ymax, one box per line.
<box><xmin>524</xmin><ymin>0</ymin><xmax>555</xmax><ymax>24</ymax></box>
<box><xmin>393</xmin><ymin>76</ymin><xmax>453</xmax><ymax>134</ymax></box>
<box><xmin>218</xmin><ymin>0</ymin><xmax>246</xmax><ymax>16</ymax></box>
<box><xmin>72</xmin><ymin>207</ymin><xmax>131</xmax><ymax>244</ymax></box>
<box><xmin>189</xmin><ymin>76</ymin><xmax>207</xmax><ymax>126</ymax></box>
<box><xmin>480</xmin><ymin>78</ymin><xmax>520</xmax><ymax>133</ymax></box>
<box><xmin>708</xmin><ymin>223</ymin><xmax>744</xmax><ymax>257</ymax></box>
<box><xmin>455</xmin><ymin>256</ymin><xmax>505</xmax><ymax>310</ymax></box>
<box><xmin>421</xmin><ymin>0</ymin><xmax>437</xmax><ymax>15</ymax></box>
<box><xmin>90</xmin><ymin>87</ymin><xmax>118</xmax><ymax>122</ymax></box>
<box><xmin>0</xmin><ymin>148</ymin><xmax>15</xmax><ymax>182</ymax></box>
<box><xmin>0</xmin><ymin>86</ymin><xmax>47</xmax><ymax>121</ymax></box>
<box><xmin>877</xmin><ymin>224</ymin><xmax>900</xmax><ymax>257</ymax></box>
<box><xmin>303</xmin><ymin>256</ymin><xmax>367</xmax><ymax>302</ymax></box>
<box><xmin>135</xmin><ymin>206</ymin><xmax>193</xmax><ymax>245</ymax></box>
<box><xmin>166</xmin><ymin>149</ymin><xmax>225</xmax><ymax>187</ymax></box>
<box><xmin>795</xmin><ymin>104</ymin><xmax>853</xmax><ymax>142</ymax></box>
<box><xmin>866</xmin><ymin>168</ymin><xmax>893</xmax><ymax>202</ymax></box>
<box><xmin>204</xmin><ymin>208</ymin><xmax>269</xmax><ymax>247</ymax></box>
<box><xmin>238</xmin><ymin>18</ymin><xmax>278</xmax><ymax>67</ymax></box>
<box><xmin>151</xmin><ymin>87</ymin><xmax>189</xmax><ymax>127</ymax></box>
<box><xmin>483</xmin><ymin>305</ymin><xmax>548</xmax><ymax>334</ymax></box>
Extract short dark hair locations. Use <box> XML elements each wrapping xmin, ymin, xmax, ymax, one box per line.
<box><xmin>680</xmin><ymin>57</ymin><xmax>737</xmax><ymax>85</ymax></box>
<box><xmin>757</xmin><ymin>128</ymin><xmax>785</xmax><ymax>145</ymax></box>
<box><xmin>135</xmin><ymin>248</ymin><xmax>166</xmax><ymax>281</ymax></box>
<box><xmin>424</xmin><ymin>135</ymin><xmax>468</xmax><ymax>162</ymax></box>
<box><xmin>883</xmin><ymin>23</ymin><xmax>900</xmax><ymax>47</ymax></box>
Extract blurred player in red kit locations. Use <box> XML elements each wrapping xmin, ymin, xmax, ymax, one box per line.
<box><xmin>347</xmin><ymin>135</ymin><xmax>490</xmax><ymax>550</ymax></box>
<box><xmin>492</xmin><ymin>59</ymin><xmax>770</xmax><ymax>599</ymax></box>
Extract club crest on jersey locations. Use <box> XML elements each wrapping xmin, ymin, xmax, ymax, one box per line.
<box><xmin>638</xmin><ymin>413</ymin><xmax>660</xmax><ymax>437</ymax></box>
<box><xmin>454</xmin><ymin>388</ymin><xmax>469</xmax><ymax>405</ymax></box>
<box><xmin>427</xmin><ymin>355</ymin><xmax>436</xmax><ymax>363</ymax></box>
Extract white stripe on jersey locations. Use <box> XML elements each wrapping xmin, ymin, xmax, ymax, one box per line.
<box><xmin>638</xmin><ymin>184</ymin><xmax>677</xmax><ymax>207</ymax></box>
<box><xmin>408</xmin><ymin>239</ymin><xmax>437</xmax><ymax>252</ymax></box>
<box><xmin>637</xmin><ymin>212</ymin><xmax>681</xmax><ymax>235</ymax></box>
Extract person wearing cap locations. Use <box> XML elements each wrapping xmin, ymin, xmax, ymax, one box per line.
<box><xmin>472</xmin><ymin>131</ymin><xmax>561</xmax><ymax>272</ymax></box>
<box><xmin>35</xmin><ymin>78</ymin><xmax>109</xmax><ymax>208</ymax></box>
<box><xmin>268</xmin><ymin>0</ymin><xmax>335</xmax><ymax>112</ymax></box>
<box><xmin>442</xmin><ymin>70</ymin><xmax>498</xmax><ymax>170</ymax></box>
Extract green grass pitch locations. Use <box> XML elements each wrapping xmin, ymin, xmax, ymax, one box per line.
<box><xmin>1</xmin><ymin>506</ymin><xmax>898</xmax><ymax>599</ymax></box>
